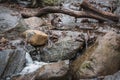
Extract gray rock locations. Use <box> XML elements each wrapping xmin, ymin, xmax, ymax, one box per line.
<box><xmin>39</xmin><ymin>30</ymin><xmax>84</xmax><ymax>62</ymax></box>
<box><xmin>0</xmin><ymin>48</ymin><xmax>26</xmax><ymax>79</ymax></box>
<box><xmin>0</xmin><ymin>6</ymin><xmax>28</xmax><ymax>38</ymax></box>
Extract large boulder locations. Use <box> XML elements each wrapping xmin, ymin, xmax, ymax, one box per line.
<box><xmin>0</xmin><ymin>6</ymin><xmax>28</xmax><ymax>39</ymax></box>
<box><xmin>39</xmin><ymin>30</ymin><xmax>84</xmax><ymax>62</ymax></box>
<box><xmin>22</xmin><ymin>30</ymin><xmax>48</xmax><ymax>46</ymax></box>
<box><xmin>71</xmin><ymin>31</ymin><xmax>120</xmax><ymax>79</ymax></box>
<box><xmin>0</xmin><ymin>48</ymin><xmax>26</xmax><ymax>79</ymax></box>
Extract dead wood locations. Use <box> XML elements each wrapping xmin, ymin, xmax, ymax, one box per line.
<box><xmin>78</xmin><ymin>0</ymin><xmax>119</xmax><ymax>22</ymax></box>
<box><xmin>21</xmin><ymin>0</ymin><xmax>119</xmax><ymax>22</ymax></box>
<box><xmin>21</xmin><ymin>7</ymin><xmax>109</xmax><ymax>21</ymax></box>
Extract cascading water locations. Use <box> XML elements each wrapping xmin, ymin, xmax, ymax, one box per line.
<box><xmin>20</xmin><ymin>52</ymin><xmax>48</xmax><ymax>74</ymax></box>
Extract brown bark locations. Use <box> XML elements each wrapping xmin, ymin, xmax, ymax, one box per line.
<box><xmin>21</xmin><ymin>7</ymin><xmax>108</xmax><ymax>21</ymax></box>
<box><xmin>78</xmin><ymin>0</ymin><xmax>119</xmax><ymax>22</ymax></box>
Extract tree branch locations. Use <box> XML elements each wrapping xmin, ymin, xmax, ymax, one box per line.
<box><xmin>21</xmin><ymin>1</ymin><xmax>119</xmax><ymax>22</ymax></box>
<box><xmin>78</xmin><ymin>0</ymin><xmax>119</xmax><ymax>22</ymax></box>
<box><xmin>21</xmin><ymin>7</ymin><xmax>109</xmax><ymax>21</ymax></box>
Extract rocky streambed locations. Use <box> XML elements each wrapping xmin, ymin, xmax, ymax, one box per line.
<box><xmin>0</xmin><ymin>0</ymin><xmax>120</xmax><ymax>80</ymax></box>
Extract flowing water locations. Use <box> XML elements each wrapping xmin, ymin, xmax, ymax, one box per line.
<box><xmin>20</xmin><ymin>52</ymin><xmax>48</xmax><ymax>74</ymax></box>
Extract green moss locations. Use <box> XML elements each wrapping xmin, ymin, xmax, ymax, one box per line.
<box><xmin>43</xmin><ymin>0</ymin><xmax>58</xmax><ymax>6</ymax></box>
<box><xmin>81</xmin><ymin>61</ymin><xmax>91</xmax><ymax>69</ymax></box>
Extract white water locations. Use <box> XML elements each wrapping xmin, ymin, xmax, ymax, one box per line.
<box><xmin>26</xmin><ymin>52</ymin><xmax>33</xmax><ymax>64</ymax></box>
<box><xmin>20</xmin><ymin>52</ymin><xmax>48</xmax><ymax>74</ymax></box>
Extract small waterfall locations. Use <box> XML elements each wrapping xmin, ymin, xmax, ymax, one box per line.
<box><xmin>20</xmin><ymin>52</ymin><xmax>48</xmax><ymax>74</ymax></box>
<box><xmin>26</xmin><ymin>52</ymin><xmax>33</xmax><ymax>64</ymax></box>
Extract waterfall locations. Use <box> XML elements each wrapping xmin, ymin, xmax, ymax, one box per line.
<box><xmin>26</xmin><ymin>52</ymin><xmax>33</xmax><ymax>64</ymax></box>
<box><xmin>20</xmin><ymin>52</ymin><xmax>48</xmax><ymax>74</ymax></box>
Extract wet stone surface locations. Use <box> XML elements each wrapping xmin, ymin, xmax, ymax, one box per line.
<box><xmin>0</xmin><ymin>6</ymin><xmax>21</xmax><ymax>33</ymax></box>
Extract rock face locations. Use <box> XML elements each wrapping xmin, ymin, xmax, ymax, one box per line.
<box><xmin>71</xmin><ymin>31</ymin><xmax>120</xmax><ymax>79</ymax></box>
<box><xmin>0</xmin><ymin>48</ymin><xmax>26</xmax><ymax>79</ymax></box>
<box><xmin>11</xmin><ymin>60</ymin><xmax>69</xmax><ymax>80</ymax></box>
<box><xmin>22</xmin><ymin>30</ymin><xmax>48</xmax><ymax>46</ymax></box>
<box><xmin>38</xmin><ymin>30</ymin><xmax>84</xmax><ymax>62</ymax></box>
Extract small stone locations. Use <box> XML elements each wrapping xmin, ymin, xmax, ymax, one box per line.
<box><xmin>0</xmin><ymin>37</ymin><xmax>8</xmax><ymax>44</ymax></box>
<box><xmin>22</xmin><ymin>30</ymin><xmax>48</xmax><ymax>46</ymax></box>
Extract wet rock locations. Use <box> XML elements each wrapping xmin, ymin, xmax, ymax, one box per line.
<box><xmin>11</xmin><ymin>60</ymin><xmax>69</xmax><ymax>80</ymax></box>
<box><xmin>39</xmin><ymin>30</ymin><xmax>84</xmax><ymax>62</ymax></box>
<box><xmin>0</xmin><ymin>6</ymin><xmax>28</xmax><ymax>39</ymax></box>
<box><xmin>0</xmin><ymin>48</ymin><xmax>26</xmax><ymax>79</ymax></box>
<box><xmin>22</xmin><ymin>30</ymin><xmax>48</xmax><ymax>46</ymax></box>
<box><xmin>71</xmin><ymin>31</ymin><xmax>120</xmax><ymax>79</ymax></box>
<box><xmin>24</xmin><ymin>17</ymin><xmax>45</xmax><ymax>29</ymax></box>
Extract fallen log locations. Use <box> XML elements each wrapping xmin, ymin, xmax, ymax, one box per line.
<box><xmin>78</xmin><ymin>0</ymin><xmax>119</xmax><ymax>22</ymax></box>
<box><xmin>21</xmin><ymin>7</ymin><xmax>109</xmax><ymax>22</ymax></box>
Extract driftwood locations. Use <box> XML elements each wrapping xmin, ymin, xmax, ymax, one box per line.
<box><xmin>21</xmin><ymin>0</ymin><xmax>119</xmax><ymax>22</ymax></box>
<box><xmin>78</xmin><ymin>0</ymin><xmax>119</xmax><ymax>22</ymax></box>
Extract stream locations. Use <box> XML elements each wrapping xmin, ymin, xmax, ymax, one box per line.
<box><xmin>0</xmin><ymin>0</ymin><xmax>120</xmax><ymax>80</ymax></box>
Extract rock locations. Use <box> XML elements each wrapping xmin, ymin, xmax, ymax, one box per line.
<box><xmin>24</xmin><ymin>17</ymin><xmax>45</xmax><ymax>29</ymax></box>
<box><xmin>35</xmin><ymin>60</ymin><xmax>69</xmax><ymax>80</ymax></box>
<box><xmin>71</xmin><ymin>31</ymin><xmax>120</xmax><ymax>79</ymax></box>
<box><xmin>0</xmin><ymin>48</ymin><xmax>26</xmax><ymax>79</ymax></box>
<box><xmin>0</xmin><ymin>6</ymin><xmax>28</xmax><ymax>39</ymax></box>
<box><xmin>114</xmin><ymin>1</ymin><xmax>120</xmax><ymax>17</ymax></box>
<box><xmin>11</xmin><ymin>60</ymin><xmax>69</xmax><ymax>80</ymax></box>
<box><xmin>38</xmin><ymin>30</ymin><xmax>84</xmax><ymax>62</ymax></box>
<box><xmin>0</xmin><ymin>37</ymin><xmax>8</xmax><ymax>44</ymax></box>
<box><xmin>9</xmin><ymin>39</ymin><xmax>25</xmax><ymax>49</ymax></box>
<box><xmin>103</xmin><ymin>71</ymin><xmax>120</xmax><ymax>80</ymax></box>
<box><xmin>22</xmin><ymin>30</ymin><xmax>48</xmax><ymax>46</ymax></box>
